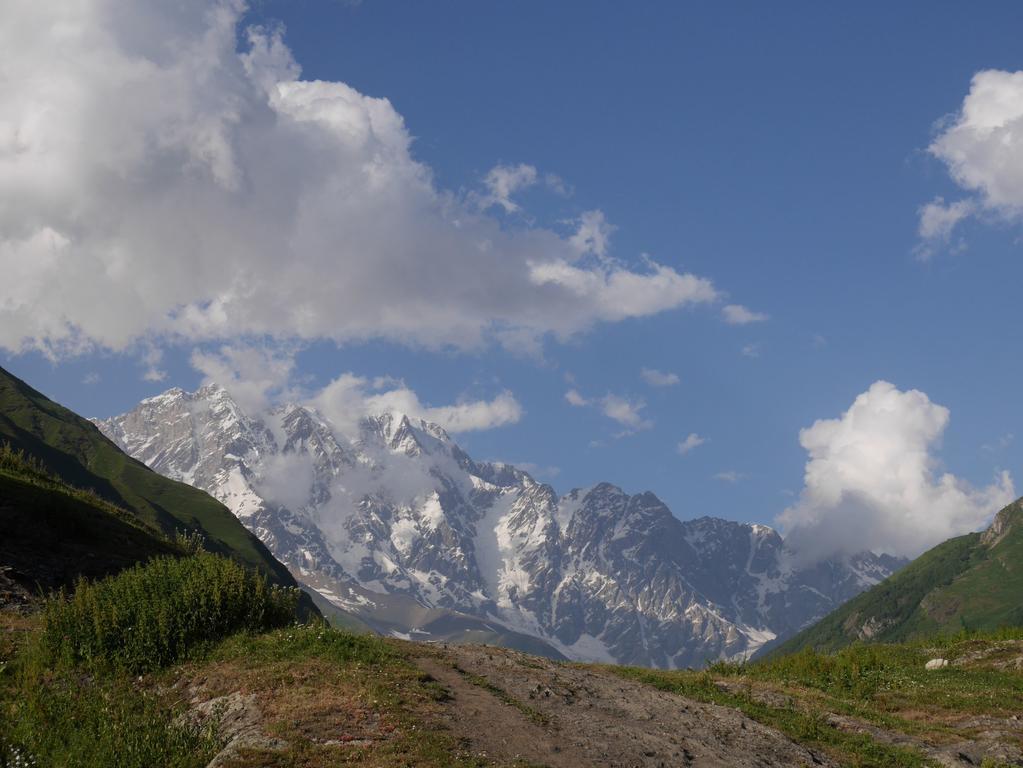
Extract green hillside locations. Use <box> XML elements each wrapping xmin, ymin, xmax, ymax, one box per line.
<box><xmin>0</xmin><ymin>447</ymin><xmax>182</xmax><ymax>603</ymax></box>
<box><xmin>770</xmin><ymin>497</ymin><xmax>1023</xmax><ymax>656</ymax></box>
<box><xmin>0</xmin><ymin>365</ymin><xmax>301</xmax><ymax>594</ymax></box>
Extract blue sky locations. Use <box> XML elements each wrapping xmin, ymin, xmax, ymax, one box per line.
<box><xmin>3</xmin><ymin>0</ymin><xmax>1022</xmax><ymax>546</ymax></box>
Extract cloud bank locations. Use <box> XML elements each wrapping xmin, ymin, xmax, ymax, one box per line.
<box><xmin>0</xmin><ymin>0</ymin><xmax>719</xmax><ymax>358</ymax></box>
<box><xmin>778</xmin><ymin>381</ymin><xmax>1015</xmax><ymax>561</ymax></box>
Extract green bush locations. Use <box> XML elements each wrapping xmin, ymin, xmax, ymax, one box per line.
<box><xmin>42</xmin><ymin>553</ymin><xmax>300</xmax><ymax>672</ymax></box>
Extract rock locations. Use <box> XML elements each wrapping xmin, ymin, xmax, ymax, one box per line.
<box><xmin>925</xmin><ymin>658</ymin><xmax>949</xmax><ymax>670</ymax></box>
<box><xmin>178</xmin><ymin>690</ymin><xmax>282</xmax><ymax>768</ymax></box>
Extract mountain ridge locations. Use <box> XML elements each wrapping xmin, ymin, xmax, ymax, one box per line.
<box><xmin>97</xmin><ymin>383</ymin><xmax>903</xmax><ymax>667</ymax></box>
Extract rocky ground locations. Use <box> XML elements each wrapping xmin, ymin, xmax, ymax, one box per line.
<box><xmin>411</xmin><ymin>644</ymin><xmax>835</xmax><ymax>768</ymax></box>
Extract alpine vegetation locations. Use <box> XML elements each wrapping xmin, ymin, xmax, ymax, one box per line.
<box><xmin>42</xmin><ymin>552</ymin><xmax>300</xmax><ymax>672</ymax></box>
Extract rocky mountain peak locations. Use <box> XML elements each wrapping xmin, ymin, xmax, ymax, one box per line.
<box><xmin>95</xmin><ymin>384</ymin><xmax>903</xmax><ymax>668</ymax></box>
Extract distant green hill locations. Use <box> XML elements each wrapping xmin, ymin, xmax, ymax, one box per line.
<box><xmin>0</xmin><ymin>365</ymin><xmax>307</xmax><ymax>601</ymax></box>
<box><xmin>768</xmin><ymin>498</ymin><xmax>1023</xmax><ymax>656</ymax></box>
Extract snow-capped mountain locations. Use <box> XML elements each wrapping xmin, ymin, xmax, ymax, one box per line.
<box><xmin>96</xmin><ymin>384</ymin><xmax>902</xmax><ymax>668</ymax></box>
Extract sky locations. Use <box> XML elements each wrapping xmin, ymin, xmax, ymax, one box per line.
<box><xmin>2</xmin><ymin>0</ymin><xmax>1023</xmax><ymax>559</ymax></box>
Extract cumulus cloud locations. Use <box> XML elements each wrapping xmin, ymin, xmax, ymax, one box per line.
<box><xmin>920</xmin><ymin>70</ymin><xmax>1023</xmax><ymax>252</ymax></box>
<box><xmin>312</xmin><ymin>373</ymin><xmax>522</xmax><ymax>435</ymax></box>
<box><xmin>778</xmin><ymin>381</ymin><xmax>1015</xmax><ymax>562</ymax></box>
<box><xmin>677</xmin><ymin>433</ymin><xmax>705</xmax><ymax>455</ymax></box>
<box><xmin>0</xmin><ymin>0</ymin><xmax>718</xmax><ymax>359</ymax></box>
<box><xmin>722</xmin><ymin>304</ymin><xmax>768</xmax><ymax>325</ymax></box>
<box><xmin>641</xmin><ymin>368</ymin><xmax>680</xmax><ymax>387</ymax></box>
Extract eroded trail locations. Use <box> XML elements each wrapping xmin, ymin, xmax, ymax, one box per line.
<box><xmin>412</xmin><ymin>644</ymin><xmax>835</xmax><ymax>768</ymax></box>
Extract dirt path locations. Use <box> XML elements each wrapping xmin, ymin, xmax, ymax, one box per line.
<box><xmin>413</xmin><ymin>644</ymin><xmax>836</xmax><ymax>768</ymax></box>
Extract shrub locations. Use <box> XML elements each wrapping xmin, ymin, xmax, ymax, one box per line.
<box><xmin>0</xmin><ymin>442</ymin><xmax>51</xmax><ymax>484</ymax></box>
<box><xmin>41</xmin><ymin>552</ymin><xmax>300</xmax><ymax>672</ymax></box>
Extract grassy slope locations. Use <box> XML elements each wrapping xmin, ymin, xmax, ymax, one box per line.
<box><xmin>0</xmin><ymin>365</ymin><xmax>297</xmax><ymax>590</ymax></box>
<box><xmin>770</xmin><ymin>499</ymin><xmax>1023</xmax><ymax>656</ymax></box>
<box><xmin>0</xmin><ymin>467</ymin><xmax>181</xmax><ymax>596</ymax></box>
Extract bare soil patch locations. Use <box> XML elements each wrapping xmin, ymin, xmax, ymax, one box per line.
<box><xmin>413</xmin><ymin>644</ymin><xmax>837</xmax><ymax>767</ymax></box>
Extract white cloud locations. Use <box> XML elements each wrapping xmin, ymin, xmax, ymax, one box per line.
<box><xmin>479</xmin><ymin>163</ymin><xmax>538</xmax><ymax>213</ymax></box>
<box><xmin>778</xmin><ymin>381</ymin><xmax>1015</xmax><ymax>562</ymax></box>
<box><xmin>140</xmin><ymin>345</ymin><xmax>167</xmax><ymax>382</ymax></box>
<box><xmin>496</xmin><ymin>461</ymin><xmax>561</xmax><ymax>480</ymax></box>
<box><xmin>918</xmin><ymin>198</ymin><xmax>975</xmax><ymax>241</ymax></box>
<box><xmin>641</xmin><ymin>368</ymin><xmax>680</xmax><ymax>387</ymax></box>
<box><xmin>566</xmin><ymin>385</ymin><xmax>653</xmax><ymax>433</ymax></box>
<box><xmin>82</xmin><ymin>372</ymin><xmax>100</xmax><ymax>385</ymax></box>
<box><xmin>677</xmin><ymin>433</ymin><xmax>705</xmax><ymax>455</ymax></box>
<box><xmin>313</xmin><ymin>373</ymin><xmax>522</xmax><ymax>435</ymax></box>
<box><xmin>722</xmin><ymin>304</ymin><xmax>768</xmax><ymax>325</ymax></box>
<box><xmin>741</xmin><ymin>343</ymin><xmax>761</xmax><ymax>358</ymax></box>
<box><xmin>191</xmin><ymin>344</ymin><xmax>298</xmax><ymax>414</ymax></box>
<box><xmin>921</xmin><ymin>70</ymin><xmax>1023</xmax><ymax>252</ymax></box>
<box><xmin>565</xmin><ymin>389</ymin><xmax>589</xmax><ymax>407</ymax></box>
<box><xmin>599</xmin><ymin>394</ymin><xmax>653</xmax><ymax>433</ymax></box>
<box><xmin>930</xmin><ymin>70</ymin><xmax>1023</xmax><ymax>213</ymax></box>
<box><xmin>569</xmin><ymin>210</ymin><xmax>615</xmax><ymax>259</ymax></box>
<box><xmin>0</xmin><ymin>1</ymin><xmax>718</xmax><ymax>359</ymax></box>
<box><xmin>915</xmin><ymin>198</ymin><xmax>975</xmax><ymax>260</ymax></box>
<box><xmin>714</xmin><ymin>470</ymin><xmax>745</xmax><ymax>483</ymax></box>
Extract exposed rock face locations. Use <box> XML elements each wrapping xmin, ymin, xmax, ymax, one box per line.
<box><xmin>96</xmin><ymin>385</ymin><xmax>900</xmax><ymax>668</ymax></box>
<box><xmin>981</xmin><ymin>498</ymin><xmax>1023</xmax><ymax>548</ymax></box>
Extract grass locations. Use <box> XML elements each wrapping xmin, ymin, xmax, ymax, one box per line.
<box><xmin>0</xmin><ymin>448</ymin><xmax>186</xmax><ymax>601</ymax></box>
<box><xmin>1</xmin><ymin>444</ymin><xmax>149</xmax><ymax>528</ymax></box>
<box><xmin>0</xmin><ymin>554</ymin><xmax>487</xmax><ymax>768</ymax></box>
<box><xmin>0</xmin><ymin>656</ymin><xmax>222</xmax><ymax>768</ymax></box>
<box><xmin>202</xmin><ymin>627</ymin><xmax>488</xmax><ymax>767</ymax></box>
<box><xmin>610</xmin><ymin>628</ymin><xmax>1023</xmax><ymax>768</ymax></box>
<box><xmin>614</xmin><ymin>665</ymin><xmax>931</xmax><ymax>767</ymax></box>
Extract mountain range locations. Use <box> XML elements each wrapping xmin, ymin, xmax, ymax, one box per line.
<box><xmin>97</xmin><ymin>383</ymin><xmax>902</xmax><ymax>667</ymax></box>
